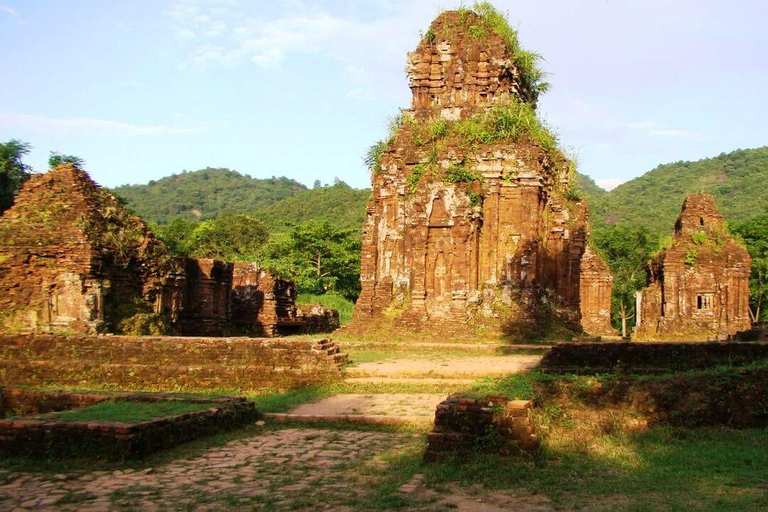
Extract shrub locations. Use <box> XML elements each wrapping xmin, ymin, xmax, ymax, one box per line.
<box><xmin>444</xmin><ymin>165</ymin><xmax>480</xmax><ymax>183</ymax></box>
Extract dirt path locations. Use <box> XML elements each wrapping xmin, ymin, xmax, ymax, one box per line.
<box><xmin>288</xmin><ymin>393</ymin><xmax>445</xmax><ymax>418</ymax></box>
<box><xmin>346</xmin><ymin>354</ymin><xmax>542</xmax><ymax>379</ymax></box>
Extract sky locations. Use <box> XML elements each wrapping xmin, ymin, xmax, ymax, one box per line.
<box><xmin>1</xmin><ymin>1</ymin><xmax>767</xmax><ymax>192</ymax></box>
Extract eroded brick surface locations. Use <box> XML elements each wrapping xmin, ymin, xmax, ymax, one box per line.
<box><xmin>0</xmin><ymin>165</ymin><xmax>338</xmax><ymax>337</ymax></box>
<box><xmin>348</xmin><ymin>10</ymin><xmax>614</xmax><ymax>339</ymax></box>
<box><xmin>635</xmin><ymin>194</ymin><xmax>752</xmax><ymax>340</ymax></box>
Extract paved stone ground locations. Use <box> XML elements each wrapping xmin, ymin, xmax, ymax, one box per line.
<box><xmin>0</xmin><ymin>428</ymin><xmax>418</xmax><ymax>511</ymax></box>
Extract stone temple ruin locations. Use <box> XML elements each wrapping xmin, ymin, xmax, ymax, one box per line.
<box><xmin>635</xmin><ymin>194</ymin><xmax>752</xmax><ymax>341</ymax></box>
<box><xmin>350</xmin><ymin>9</ymin><xmax>615</xmax><ymax>338</ymax></box>
<box><xmin>0</xmin><ymin>164</ymin><xmax>337</xmax><ymax>336</ymax></box>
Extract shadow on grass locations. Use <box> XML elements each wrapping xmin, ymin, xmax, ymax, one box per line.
<box><xmin>420</xmin><ymin>426</ymin><xmax>768</xmax><ymax>511</ymax></box>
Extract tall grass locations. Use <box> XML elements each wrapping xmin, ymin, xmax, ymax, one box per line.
<box><xmin>297</xmin><ymin>292</ymin><xmax>355</xmax><ymax>325</ymax></box>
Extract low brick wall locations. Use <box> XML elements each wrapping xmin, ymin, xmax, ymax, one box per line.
<box><xmin>424</xmin><ymin>395</ymin><xmax>539</xmax><ymax>462</ymax></box>
<box><xmin>0</xmin><ymin>389</ymin><xmax>259</xmax><ymax>459</ymax></box>
<box><xmin>540</xmin><ymin>342</ymin><xmax>768</xmax><ymax>374</ymax></box>
<box><xmin>0</xmin><ymin>387</ymin><xmax>109</xmax><ymax>417</ymax></box>
<box><xmin>0</xmin><ymin>334</ymin><xmax>347</xmax><ymax>390</ymax></box>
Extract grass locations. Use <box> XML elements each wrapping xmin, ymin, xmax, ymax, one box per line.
<box><xmin>43</xmin><ymin>400</ymin><xmax>219</xmax><ymax>423</ymax></box>
<box><xmin>457</xmin><ymin>2</ymin><xmax>549</xmax><ymax>99</ymax></box>
<box><xmin>297</xmin><ymin>292</ymin><xmax>355</xmax><ymax>325</ymax></box>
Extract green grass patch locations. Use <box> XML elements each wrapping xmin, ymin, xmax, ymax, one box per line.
<box><xmin>465</xmin><ymin>372</ymin><xmax>536</xmax><ymax>400</ymax></box>
<box><xmin>249</xmin><ymin>387</ymin><xmax>332</xmax><ymax>414</ymax></box>
<box><xmin>44</xmin><ymin>400</ymin><xmax>218</xmax><ymax>423</ymax></box>
<box><xmin>297</xmin><ymin>292</ymin><xmax>355</xmax><ymax>325</ymax></box>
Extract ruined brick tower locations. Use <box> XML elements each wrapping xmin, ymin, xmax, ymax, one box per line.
<box><xmin>350</xmin><ymin>7</ymin><xmax>615</xmax><ymax>338</ymax></box>
<box><xmin>635</xmin><ymin>194</ymin><xmax>752</xmax><ymax>341</ymax></box>
<box><xmin>0</xmin><ymin>164</ymin><xmax>177</xmax><ymax>334</ymax></box>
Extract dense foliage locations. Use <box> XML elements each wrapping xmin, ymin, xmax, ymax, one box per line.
<box><xmin>732</xmin><ymin>213</ymin><xmax>768</xmax><ymax>322</ymax></box>
<box><xmin>112</xmin><ymin>168</ymin><xmax>368</xmax><ymax>233</ymax></box>
<box><xmin>259</xmin><ymin>221</ymin><xmax>361</xmax><ymax>301</ymax></box>
<box><xmin>591</xmin><ymin>225</ymin><xmax>659</xmax><ymax>334</ymax></box>
<box><xmin>252</xmin><ymin>181</ymin><xmax>369</xmax><ymax>233</ymax></box>
<box><xmin>48</xmin><ymin>152</ymin><xmax>85</xmax><ymax>169</ymax></box>
<box><xmin>0</xmin><ymin>139</ymin><xmax>32</xmax><ymax>213</ymax></box>
<box><xmin>112</xmin><ymin>168</ymin><xmax>305</xmax><ymax>224</ymax></box>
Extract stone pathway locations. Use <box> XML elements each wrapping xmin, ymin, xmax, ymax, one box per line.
<box><xmin>0</xmin><ymin>428</ymin><xmax>417</xmax><ymax>511</ymax></box>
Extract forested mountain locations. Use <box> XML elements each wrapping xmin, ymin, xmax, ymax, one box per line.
<box><xmin>112</xmin><ymin>168</ymin><xmax>306</xmax><ymax>224</ymax></box>
<box><xmin>111</xmin><ymin>168</ymin><xmax>369</xmax><ymax>231</ymax></box>
<box><xmin>252</xmin><ymin>182</ymin><xmax>370</xmax><ymax>232</ymax></box>
<box><xmin>113</xmin><ymin>147</ymin><xmax>768</xmax><ymax>237</ymax></box>
<box><xmin>584</xmin><ymin>147</ymin><xmax>768</xmax><ymax>233</ymax></box>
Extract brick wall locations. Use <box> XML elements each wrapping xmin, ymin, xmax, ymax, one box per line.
<box><xmin>0</xmin><ymin>334</ymin><xmax>347</xmax><ymax>390</ymax></box>
<box><xmin>0</xmin><ymin>390</ymin><xmax>258</xmax><ymax>459</ymax></box>
<box><xmin>424</xmin><ymin>394</ymin><xmax>539</xmax><ymax>461</ymax></box>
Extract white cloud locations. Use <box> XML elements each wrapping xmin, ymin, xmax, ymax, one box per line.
<box><xmin>166</xmin><ymin>0</ymin><xmax>428</xmax><ymax>97</ymax></box>
<box><xmin>597</xmin><ymin>178</ymin><xmax>624</xmax><ymax>191</ymax></box>
<box><xmin>0</xmin><ymin>113</ymin><xmax>207</xmax><ymax>136</ymax></box>
<box><xmin>1</xmin><ymin>5</ymin><xmax>17</xmax><ymax>16</ymax></box>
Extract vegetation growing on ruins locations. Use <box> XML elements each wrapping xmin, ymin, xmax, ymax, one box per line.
<box><xmin>48</xmin><ymin>152</ymin><xmax>85</xmax><ymax>169</ymax></box>
<box><xmin>457</xmin><ymin>2</ymin><xmax>550</xmax><ymax>100</ymax></box>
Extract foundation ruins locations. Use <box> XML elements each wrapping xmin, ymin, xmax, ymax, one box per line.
<box><xmin>635</xmin><ymin>194</ymin><xmax>752</xmax><ymax>341</ymax></box>
<box><xmin>0</xmin><ymin>164</ymin><xmax>338</xmax><ymax>336</ymax></box>
<box><xmin>349</xmin><ymin>8</ymin><xmax>615</xmax><ymax>338</ymax></box>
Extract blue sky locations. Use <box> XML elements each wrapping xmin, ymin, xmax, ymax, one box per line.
<box><xmin>1</xmin><ymin>1</ymin><xmax>766</xmax><ymax>191</ymax></box>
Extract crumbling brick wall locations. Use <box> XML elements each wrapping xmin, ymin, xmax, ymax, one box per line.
<box><xmin>635</xmin><ymin>194</ymin><xmax>752</xmax><ymax>340</ymax></box>
<box><xmin>349</xmin><ymin>10</ymin><xmax>614</xmax><ymax>339</ymax></box>
<box><xmin>0</xmin><ymin>166</ymin><xmax>339</xmax><ymax>337</ymax></box>
<box><xmin>424</xmin><ymin>394</ymin><xmax>539</xmax><ymax>461</ymax></box>
<box><xmin>0</xmin><ymin>164</ymin><xmax>177</xmax><ymax>334</ymax></box>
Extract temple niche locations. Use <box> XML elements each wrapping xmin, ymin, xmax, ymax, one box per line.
<box><xmin>349</xmin><ymin>8</ymin><xmax>616</xmax><ymax>338</ymax></box>
<box><xmin>635</xmin><ymin>194</ymin><xmax>752</xmax><ymax>341</ymax></box>
<box><xmin>0</xmin><ymin>164</ymin><xmax>338</xmax><ymax>337</ymax></box>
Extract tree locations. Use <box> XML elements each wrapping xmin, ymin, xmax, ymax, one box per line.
<box><xmin>151</xmin><ymin>218</ymin><xmax>199</xmax><ymax>256</ymax></box>
<box><xmin>48</xmin><ymin>152</ymin><xmax>85</xmax><ymax>169</ymax></box>
<box><xmin>186</xmin><ymin>213</ymin><xmax>269</xmax><ymax>261</ymax></box>
<box><xmin>732</xmin><ymin>214</ymin><xmax>768</xmax><ymax>322</ymax></box>
<box><xmin>591</xmin><ymin>225</ymin><xmax>659</xmax><ymax>336</ymax></box>
<box><xmin>258</xmin><ymin>220</ymin><xmax>361</xmax><ymax>300</ymax></box>
<box><xmin>0</xmin><ymin>139</ymin><xmax>32</xmax><ymax>213</ymax></box>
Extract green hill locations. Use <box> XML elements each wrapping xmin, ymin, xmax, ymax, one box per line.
<box><xmin>591</xmin><ymin>147</ymin><xmax>768</xmax><ymax>233</ymax></box>
<box><xmin>112</xmin><ymin>168</ymin><xmax>370</xmax><ymax>232</ymax></box>
<box><xmin>112</xmin><ymin>168</ymin><xmax>306</xmax><ymax>224</ymax></box>
<box><xmin>112</xmin><ymin>146</ymin><xmax>768</xmax><ymax>237</ymax></box>
<box><xmin>253</xmin><ymin>182</ymin><xmax>370</xmax><ymax>233</ymax></box>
